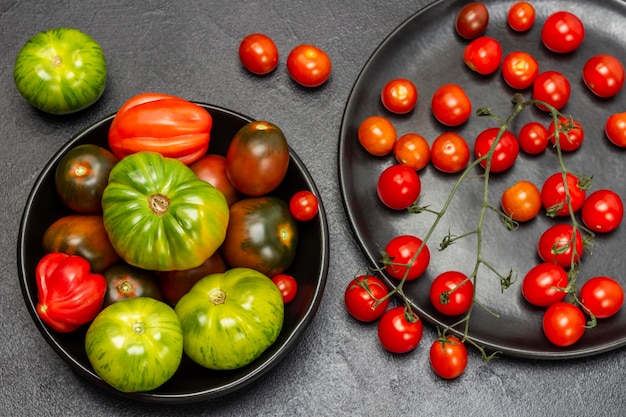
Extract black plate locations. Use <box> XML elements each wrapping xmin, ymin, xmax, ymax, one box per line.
<box><xmin>339</xmin><ymin>0</ymin><xmax>626</xmax><ymax>359</ymax></box>
<box><xmin>18</xmin><ymin>103</ymin><xmax>329</xmax><ymax>402</ymax></box>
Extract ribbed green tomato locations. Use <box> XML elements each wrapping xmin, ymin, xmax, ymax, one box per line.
<box><xmin>14</xmin><ymin>28</ymin><xmax>106</xmax><ymax>114</ymax></box>
<box><xmin>175</xmin><ymin>267</ymin><xmax>284</xmax><ymax>370</ymax></box>
<box><xmin>101</xmin><ymin>151</ymin><xmax>229</xmax><ymax>271</ymax></box>
<box><xmin>85</xmin><ymin>297</ymin><xmax>183</xmax><ymax>393</ymax></box>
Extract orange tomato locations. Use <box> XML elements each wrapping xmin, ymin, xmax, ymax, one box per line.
<box><xmin>394</xmin><ymin>133</ymin><xmax>430</xmax><ymax>170</ymax></box>
<box><xmin>501</xmin><ymin>180</ymin><xmax>541</xmax><ymax>222</ymax></box>
<box><xmin>357</xmin><ymin>115</ymin><xmax>397</xmax><ymax>156</ymax></box>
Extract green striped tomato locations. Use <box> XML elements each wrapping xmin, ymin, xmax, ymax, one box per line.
<box><xmin>85</xmin><ymin>297</ymin><xmax>183</xmax><ymax>393</ymax></box>
<box><xmin>175</xmin><ymin>267</ymin><xmax>284</xmax><ymax>370</ymax></box>
<box><xmin>101</xmin><ymin>151</ymin><xmax>229</xmax><ymax>271</ymax></box>
<box><xmin>14</xmin><ymin>28</ymin><xmax>106</xmax><ymax>115</ymax></box>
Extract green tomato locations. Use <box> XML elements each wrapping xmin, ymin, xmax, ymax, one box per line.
<box><xmin>175</xmin><ymin>267</ymin><xmax>284</xmax><ymax>370</ymax></box>
<box><xmin>14</xmin><ymin>28</ymin><xmax>107</xmax><ymax>115</ymax></box>
<box><xmin>85</xmin><ymin>297</ymin><xmax>183</xmax><ymax>393</ymax></box>
<box><xmin>101</xmin><ymin>151</ymin><xmax>230</xmax><ymax>271</ymax></box>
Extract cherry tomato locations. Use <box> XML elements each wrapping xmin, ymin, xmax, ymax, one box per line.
<box><xmin>580</xmin><ymin>276</ymin><xmax>624</xmax><ymax>319</ymax></box>
<box><xmin>384</xmin><ymin>235</ymin><xmax>430</xmax><ymax>281</ymax></box>
<box><xmin>474</xmin><ymin>128</ymin><xmax>519</xmax><ymax>172</ymax></box>
<box><xmin>377</xmin><ymin>164</ymin><xmax>421</xmax><ymax>210</ymax></box>
<box><xmin>272</xmin><ymin>273</ymin><xmax>298</xmax><ymax>303</ymax></box>
<box><xmin>238</xmin><ymin>33</ymin><xmax>279</xmax><ymax>75</ymax></box>
<box><xmin>430</xmin><ymin>132</ymin><xmax>470</xmax><ymax>173</ymax></box>
<box><xmin>537</xmin><ymin>224</ymin><xmax>584</xmax><ymax>269</ymax></box>
<box><xmin>501</xmin><ymin>51</ymin><xmax>539</xmax><ymax>90</ymax></box>
<box><xmin>344</xmin><ymin>275</ymin><xmax>390</xmax><ymax>322</ymax></box>
<box><xmin>541</xmin><ymin>172</ymin><xmax>586</xmax><ymax>217</ymax></box>
<box><xmin>429</xmin><ymin>335</ymin><xmax>467</xmax><ymax>379</ymax></box>
<box><xmin>507</xmin><ymin>1</ymin><xmax>535</xmax><ymax>32</ymax></box>
<box><xmin>381</xmin><ymin>78</ymin><xmax>418</xmax><ymax>114</ymax></box>
<box><xmin>394</xmin><ymin>133</ymin><xmax>430</xmax><ymax>170</ymax></box>
<box><xmin>533</xmin><ymin>71</ymin><xmax>571</xmax><ymax>111</ymax></box>
<box><xmin>541</xmin><ymin>11</ymin><xmax>584</xmax><ymax>53</ymax></box>
<box><xmin>455</xmin><ymin>2</ymin><xmax>489</xmax><ymax>40</ymax></box>
<box><xmin>518</xmin><ymin>121</ymin><xmax>548</xmax><ymax>154</ymax></box>
<box><xmin>431</xmin><ymin>84</ymin><xmax>472</xmax><ymax>126</ymax></box>
<box><xmin>582</xmin><ymin>54</ymin><xmax>625</xmax><ymax>98</ymax></box>
<box><xmin>543</xmin><ymin>302</ymin><xmax>585</xmax><ymax>347</ymax></box>
<box><xmin>521</xmin><ymin>263</ymin><xmax>569</xmax><ymax>307</ymax></box>
<box><xmin>429</xmin><ymin>271</ymin><xmax>474</xmax><ymax>316</ymax></box>
<box><xmin>463</xmin><ymin>36</ymin><xmax>503</xmax><ymax>75</ymax></box>
<box><xmin>605</xmin><ymin>112</ymin><xmax>626</xmax><ymax>147</ymax></box>
<box><xmin>286</xmin><ymin>44</ymin><xmax>332</xmax><ymax>87</ymax></box>
<box><xmin>581</xmin><ymin>189</ymin><xmax>624</xmax><ymax>233</ymax></box>
<box><xmin>501</xmin><ymin>180</ymin><xmax>541</xmax><ymax>222</ymax></box>
<box><xmin>358</xmin><ymin>115</ymin><xmax>397</xmax><ymax>156</ymax></box>
<box><xmin>547</xmin><ymin>117</ymin><xmax>584</xmax><ymax>152</ymax></box>
<box><xmin>377</xmin><ymin>306</ymin><xmax>423</xmax><ymax>354</ymax></box>
<box><xmin>289</xmin><ymin>190</ymin><xmax>319</xmax><ymax>221</ymax></box>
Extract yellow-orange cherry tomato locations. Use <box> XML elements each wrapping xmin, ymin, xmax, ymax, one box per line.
<box><xmin>394</xmin><ymin>133</ymin><xmax>430</xmax><ymax>170</ymax></box>
<box><xmin>501</xmin><ymin>180</ymin><xmax>541</xmax><ymax>222</ymax></box>
<box><xmin>357</xmin><ymin>115</ymin><xmax>397</xmax><ymax>156</ymax></box>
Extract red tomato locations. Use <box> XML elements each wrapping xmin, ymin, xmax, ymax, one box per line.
<box><xmin>430</xmin><ymin>132</ymin><xmax>470</xmax><ymax>173</ymax></box>
<box><xmin>501</xmin><ymin>51</ymin><xmax>539</xmax><ymax>90</ymax></box>
<box><xmin>357</xmin><ymin>115</ymin><xmax>397</xmax><ymax>156</ymax></box>
<box><xmin>431</xmin><ymin>84</ymin><xmax>472</xmax><ymax>126</ymax></box>
<box><xmin>533</xmin><ymin>71</ymin><xmax>571</xmax><ymax>111</ymax></box>
<box><xmin>429</xmin><ymin>335</ymin><xmax>468</xmax><ymax>379</ymax></box>
<box><xmin>474</xmin><ymin>128</ymin><xmax>519</xmax><ymax>172</ymax></box>
<box><xmin>547</xmin><ymin>117</ymin><xmax>584</xmax><ymax>152</ymax></box>
<box><xmin>582</xmin><ymin>54</ymin><xmax>625</xmax><ymax>98</ymax></box>
<box><xmin>541</xmin><ymin>11</ymin><xmax>585</xmax><ymax>53</ymax></box>
<box><xmin>537</xmin><ymin>224</ymin><xmax>584</xmax><ymax>269</ymax></box>
<box><xmin>507</xmin><ymin>2</ymin><xmax>535</xmax><ymax>32</ymax></box>
<box><xmin>543</xmin><ymin>302</ymin><xmax>585</xmax><ymax>347</ymax></box>
<box><xmin>605</xmin><ymin>112</ymin><xmax>626</xmax><ymax>147</ymax></box>
<box><xmin>455</xmin><ymin>2</ymin><xmax>489</xmax><ymax>40</ymax></box>
<box><xmin>344</xmin><ymin>275</ymin><xmax>390</xmax><ymax>322</ymax></box>
<box><xmin>464</xmin><ymin>36</ymin><xmax>503</xmax><ymax>75</ymax></box>
<box><xmin>272</xmin><ymin>273</ymin><xmax>298</xmax><ymax>303</ymax></box>
<box><xmin>377</xmin><ymin>165</ymin><xmax>421</xmax><ymax>210</ymax></box>
<box><xmin>581</xmin><ymin>189</ymin><xmax>624</xmax><ymax>233</ymax></box>
<box><xmin>377</xmin><ymin>306</ymin><xmax>423</xmax><ymax>354</ymax></box>
<box><xmin>580</xmin><ymin>276</ymin><xmax>624</xmax><ymax>319</ymax></box>
<box><xmin>501</xmin><ymin>180</ymin><xmax>541</xmax><ymax>222</ymax></box>
<box><xmin>238</xmin><ymin>33</ymin><xmax>279</xmax><ymax>75</ymax></box>
<box><xmin>190</xmin><ymin>154</ymin><xmax>242</xmax><ymax>207</ymax></box>
<box><xmin>521</xmin><ymin>263</ymin><xmax>569</xmax><ymax>307</ymax></box>
<box><xmin>384</xmin><ymin>235</ymin><xmax>430</xmax><ymax>281</ymax></box>
<box><xmin>286</xmin><ymin>44</ymin><xmax>332</xmax><ymax>87</ymax></box>
<box><xmin>518</xmin><ymin>121</ymin><xmax>548</xmax><ymax>154</ymax></box>
<box><xmin>429</xmin><ymin>271</ymin><xmax>474</xmax><ymax>316</ymax></box>
<box><xmin>381</xmin><ymin>78</ymin><xmax>418</xmax><ymax>114</ymax></box>
<box><xmin>289</xmin><ymin>190</ymin><xmax>319</xmax><ymax>221</ymax></box>
<box><xmin>394</xmin><ymin>133</ymin><xmax>430</xmax><ymax>170</ymax></box>
<box><xmin>541</xmin><ymin>172</ymin><xmax>586</xmax><ymax>217</ymax></box>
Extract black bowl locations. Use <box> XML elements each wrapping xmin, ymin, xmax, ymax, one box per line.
<box><xmin>17</xmin><ymin>103</ymin><xmax>329</xmax><ymax>403</ymax></box>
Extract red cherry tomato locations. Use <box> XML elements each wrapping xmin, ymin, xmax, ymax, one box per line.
<box><xmin>384</xmin><ymin>235</ymin><xmax>430</xmax><ymax>281</ymax></box>
<box><xmin>518</xmin><ymin>121</ymin><xmax>548</xmax><ymax>154</ymax></box>
<box><xmin>474</xmin><ymin>128</ymin><xmax>519</xmax><ymax>172</ymax></box>
<box><xmin>394</xmin><ymin>133</ymin><xmax>430</xmax><ymax>171</ymax></box>
<box><xmin>547</xmin><ymin>117</ymin><xmax>584</xmax><ymax>152</ymax></box>
<box><xmin>581</xmin><ymin>189</ymin><xmax>624</xmax><ymax>233</ymax></box>
<box><xmin>344</xmin><ymin>275</ymin><xmax>390</xmax><ymax>322</ymax></box>
<box><xmin>272</xmin><ymin>274</ymin><xmax>298</xmax><ymax>303</ymax></box>
<box><xmin>357</xmin><ymin>115</ymin><xmax>397</xmax><ymax>156</ymax></box>
<box><xmin>537</xmin><ymin>224</ymin><xmax>584</xmax><ymax>269</ymax></box>
<box><xmin>289</xmin><ymin>190</ymin><xmax>319</xmax><ymax>221</ymax></box>
<box><xmin>533</xmin><ymin>71</ymin><xmax>571</xmax><ymax>111</ymax></box>
<box><xmin>541</xmin><ymin>172</ymin><xmax>586</xmax><ymax>217</ymax></box>
<box><xmin>429</xmin><ymin>335</ymin><xmax>468</xmax><ymax>379</ymax></box>
<box><xmin>521</xmin><ymin>263</ymin><xmax>569</xmax><ymax>307</ymax></box>
<box><xmin>377</xmin><ymin>306</ymin><xmax>423</xmax><ymax>354</ymax></box>
<box><xmin>463</xmin><ymin>36</ymin><xmax>503</xmax><ymax>75</ymax></box>
<box><xmin>429</xmin><ymin>271</ymin><xmax>474</xmax><ymax>316</ymax></box>
<box><xmin>381</xmin><ymin>78</ymin><xmax>418</xmax><ymax>114</ymax></box>
<box><xmin>286</xmin><ymin>44</ymin><xmax>332</xmax><ymax>87</ymax></box>
<box><xmin>501</xmin><ymin>51</ymin><xmax>539</xmax><ymax>90</ymax></box>
<box><xmin>541</xmin><ymin>11</ymin><xmax>585</xmax><ymax>53</ymax></box>
<box><xmin>455</xmin><ymin>2</ymin><xmax>489</xmax><ymax>40</ymax></box>
<box><xmin>431</xmin><ymin>84</ymin><xmax>472</xmax><ymax>126</ymax></box>
<box><xmin>582</xmin><ymin>54</ymin><xmax>625</xmax><ymax>98</ymax></box>
<box><xmin>501</xmin><ymin>180</ymin><xmax>542</xmax><ymax>222</ymax></box>
<box><xmin>430</xmin><ymin>132</ymin><xmax>470</xmax><ymax>173</ymax></box>
<box><xmin>605</xmin><ymin>112</ymin><xmax>626</xmax><ymax>147</ymax></box>
<box><xmin>377</xmin><ymin>165</ymin><xmax>421</xmax><ymax>210</ymax></box>
<box><xmin>507</xmin><ymin>1</ymin><xmax>536</xmax><ymax>32</ymax></box>
<box><xmin>580</xmin><ymin>276</ymin><xmax>624</xmax><ymax>319</ymax></box>
<box><xmin>238</xmin><ymin>33</ymin><xmax>279</xmax><ymax>75</ymax></box>
<box><xmin>543</xmin><ymin>302</ymin><xmax>585</xmax><ymax>347</ymax></box>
